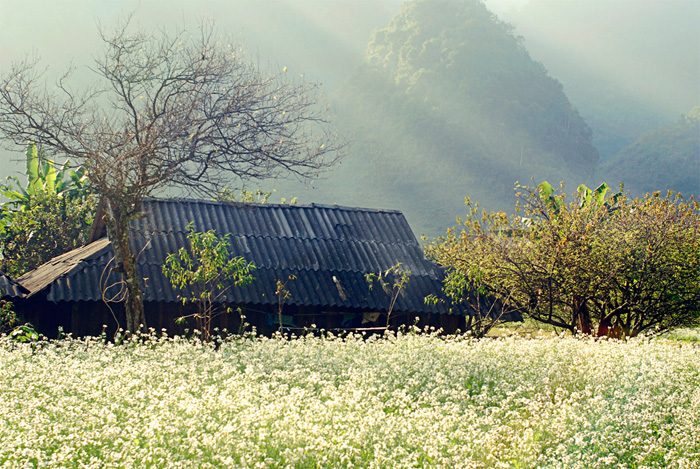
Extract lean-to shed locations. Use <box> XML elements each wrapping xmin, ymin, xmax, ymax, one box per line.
<box><xmin>9</xmin><ymin>198</ymin><xmax>489</xmax><ymax>337</ymax></box>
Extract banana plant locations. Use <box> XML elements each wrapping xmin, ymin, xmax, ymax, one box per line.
<box><xmin>576</xmin><ymin>182</ymin><xmax>623</xmax><ymax>213</ymax></box>
<box><xmin>537</xmin><ymin>181</ymin><xmax>564</xmax><ymax>216</ymax></box>
<box><xmin>1</xmin><ymin>143</ymin><xmax>89</xmax><ymax>209</ymax></box>
<box><xmin>0</xmin><ymin>143</ymin><xmax>91</xmax><ymax>241</ymax></box>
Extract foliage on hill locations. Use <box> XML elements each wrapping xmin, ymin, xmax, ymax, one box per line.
<box><xmin>604</xmin><ymin>107</ymin><xmax>700</xmax><ymax>198</ymax></box>
<box><xmin>306</xmin><ymin>0</ymin><xmax>600</xmax><ymax>236</ymax></box>
<box><xmin>364</xmin><ymin>0</ymin><xmax>597</xmax><ymax>171</ymax></box>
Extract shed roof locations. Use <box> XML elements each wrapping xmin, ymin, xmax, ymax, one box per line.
<box><xmin>0</xmin><ymin>271</ymin><xmax>29</xmax><ymax>298</ymax></box>
<box><xmin>17</xmin><ymin>198</ymin><xmax>459</xmax><ymax>315</ymax></box>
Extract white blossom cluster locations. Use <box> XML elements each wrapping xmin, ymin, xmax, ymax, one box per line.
<box><xmin>0</xmin><ymin>331</ymin><xmax>698</xmax><ymax>468</ymax></box>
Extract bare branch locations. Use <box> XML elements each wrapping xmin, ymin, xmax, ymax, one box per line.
<box><xmin>0</xmin><ymin>19</ymin><xmax>345</xmax><ymax>331</ymax></box>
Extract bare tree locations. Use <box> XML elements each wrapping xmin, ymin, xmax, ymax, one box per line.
<box><xmin>0</xmin><ymin>19</ymin><xmax>343</xmax><ymax>332</ymax></box>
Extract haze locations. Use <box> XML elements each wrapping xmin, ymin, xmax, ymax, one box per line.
<box><xmin>1</xmin><ymin>0</ymin><xmax>698</xmax><ymax>234</ymax></box>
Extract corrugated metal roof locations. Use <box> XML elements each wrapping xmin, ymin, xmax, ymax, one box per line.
<box><xmin>19</xmin><ymin>199</ymin><xmax>461</xmax><ymax>315</ymax></box>
<box><xmin>0</xmin><ymin>271</ymin><xmax>29</xmax><ymax>298</ymax></box>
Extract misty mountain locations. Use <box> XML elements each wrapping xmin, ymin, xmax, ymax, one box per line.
<box><xmin>603</xmin><ymin>107</ymin><xmax>700</xmax><ymax>198</ymax></box>
<box><xmin>500</xmin><ymin>0</ymin><xmax>700</xmax><ymax>160</ymax></box>
<box><xmin>274</xmin><ymin>0</ymin><xmax>599</xmax><ymax>237</ymax></box>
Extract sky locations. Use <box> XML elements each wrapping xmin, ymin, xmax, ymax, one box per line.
<box><xmin>0</xmin><ymin>0</ymin><xmax>402</xmax><ymax>172</ymax></box>
<box><xmin>0</xmin><ymin>0</ymin><xmax>698</xmax><ymax>175</ymax></box>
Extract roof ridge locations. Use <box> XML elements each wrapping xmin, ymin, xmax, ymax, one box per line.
<box><xmin>142</xmin><ymin>197</ymin><xmax>404</xmax><ymax>215</ymax></box>
<box><xmin>139</xmin><ymin>229</ymin><xmax>417</xmax><ymax>245</ymax></box>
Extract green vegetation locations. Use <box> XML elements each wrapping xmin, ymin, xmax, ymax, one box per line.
<box><xmin>363</xmin><ymin>0</ymin><xmax>596</xmax><ymax>171</ymax></box>
<box><xmin>604</xmin><ymin>107</ymin><xmax>700</xmax><ymax>198</ymax></box>
<box><xmin>163</xmin><ymin>223</ymin><xmax>256</xmax><ymax>341</ymax></box>
<box><xmin>666</xmin><ymin>327</ymin><xmax>700</xmax><ymax>343</ymax></box>
<box><xmin>427</xmin><ymin>182</ymin><xmax>700</xmax><ymax>337</ymax></box>
<box><xmin>0</xmin><ymin>332</ymin><xmax>698</xmax><ymax>468</ymax></box>
<box><xmin>365</xmin><ymin>263</ymin><xmax>411</xmax><ymax>328</ymax></box>
<box><xmin>0</xmin><ymin>144</ymin><xmax>95</xmax><ymax>277</ymax></box>
<box><xmin>0</xmin><ymin>300</ymin><xmax>16</xmax><ymax>334</ymax></box>
<box><xmin>216</xmin><ymin>188</ymin><xmax>298</xmax><ymax>205</ymax></box>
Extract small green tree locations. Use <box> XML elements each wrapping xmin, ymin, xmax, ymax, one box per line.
<box><xmin>427</xmin><ymin>182</ymin><xmax>700</xmax><ymax>337</ymax></box>
<box><xmin>0</xmin><ymin>143</ymin><xmax>95</xmax><ymax>276</ymax></box>
<box><xmin>274</xmin><ymin>275</ymin><xmax>296</xmax><ymax>332</ymax></box>
<box><xmin>366</xmin><ymin>263</ymin><xmax>411</xmax><ymax>328</ymax></box>
<box><xmin>425</xmin><ymin>268</ymin><xmax>513</xmax><ymax>338</ymax></box>
<box><xmin>162</xmin><ymin>223</ymin><xmax>256</xmax><ymax>340</ymax></box>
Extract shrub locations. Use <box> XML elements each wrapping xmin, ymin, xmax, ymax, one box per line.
<box><xmin>0</xmin><ymin>300</ymin><xmax>17</xmax><ymax>335</ymax></box>
<box><xmin>163</xmin><ymin>222</ymin><xmax>256</xmax><ymax>340</ymax></box>
<box><xmin>0</xmin><ymin>143</ymin><xmax>95</xmax><ymax>276</ymax></box>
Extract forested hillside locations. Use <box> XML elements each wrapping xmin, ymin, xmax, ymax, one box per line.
<box><xmin>604</xmin><ymin>107</ymin><xmax>700</xmax><ymax>198</ymax></box>
<box><xmin>277</xmin><ymin>0</ymin><xmax>600</xmax><ymax>236</ymax></box>
<box><xmin>501</xmin><ymin>0</ymin><xmax>700</xmax><ymax>160</ymax></box>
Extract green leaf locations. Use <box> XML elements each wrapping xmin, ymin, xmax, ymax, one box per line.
<box><xmin>44</xmin><ymin>158</ymin><xmax>57</xmax><ymax>194</ymax></box>
<box><xmin>538</xmin><ymin>181</ymin><xmax>554</xmax><ymax>198</ymax></box>
<box><xmin>592</xmin><ymin>183</ymin><xmax>609</xmax><ymax>206</ymax></box>
<box><xmin>576</xmin><ymin>184</ymin><xmax>591</xmax><ymax>208</ymax></box>
<box><xmin>538</xmin><ymin>181</ymin><xmax>563</xmax><ymax>215</ymax></box>
<box><xmin>25</xmin><ymin>143</ymin><xmax>40</xmax><ymax>196</ymax></box>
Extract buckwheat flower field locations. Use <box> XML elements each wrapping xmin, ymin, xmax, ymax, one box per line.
<box><xmin>1</xmin><ymin>332</ymin><xmax>698</xmax><ymax>468</ymax></box>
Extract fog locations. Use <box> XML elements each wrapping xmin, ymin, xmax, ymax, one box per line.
<box><xmin>498</xmin><ymin>0</ymin><xmax>700</xmax><ymax>158</ymax></box>
<box><xmin>0</xmin><ymin>0</ymin><xmax>403</xmax><ymax>174</ymax></box>
<box><xmin>1</xmin><ymin>0</ymin><xmax>697</xmax><ymax>217</ymax></box>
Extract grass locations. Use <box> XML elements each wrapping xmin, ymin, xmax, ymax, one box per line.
<box><xmin>1</xmin><ymin>331</ymin><xmax>698</xmax><ymax>468</ymax></box>
<box><xmin>489</xmin><ymin>319</ymin><xmax>700</xmax><ymax>343</ymax></box>
<box><xmin>665</xmin><ymin>328</ymin><xmax>700</xmax><ymax>342</ymax></box>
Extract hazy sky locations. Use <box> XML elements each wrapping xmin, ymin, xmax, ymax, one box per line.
<box><xmin>0</xmin><ymin>0</ymin><xmax>404</xmax><ymax>172</ymax></box>
<box><xmin>0</xmin><ymin>0</ymin><xmax>698</xmax><ymax>174</ymax></box>
<box><xmin>1</xmin><ymin>0</ymin><xmax>695</xmax><ymax>111</ymax></box>
<box><xmin>0</xmin><ymin>0</ymin><xmax>403</xmax><ymax>74</ymax></box>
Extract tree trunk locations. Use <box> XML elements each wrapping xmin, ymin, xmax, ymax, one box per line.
<box><xmin>597</xmin><ymin>318</ymin><xmax>608</xmax><ymax>337</ymax></box>
<box><xmin>573</xmin><ymin>296</ymin><xmax>592</xmax><ymax>335</ymax></box>
<box><xmin>104</xmin><ymin>198</ymin><xmax>147</xmax><ymax>333</ymax></box>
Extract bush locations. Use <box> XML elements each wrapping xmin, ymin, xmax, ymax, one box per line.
<box><xmin>0</xmin><ymin>143</ymin><xmax>96</xmax><ymax>276</ymax></box>
<box><xmin>163</xmin><ymin>222</ymin><xmax>256</xmax><ymax>341</ymax></box>
<box><xmin>0</xmin><ymin>300</ymin><xmax>17</xmax><ymax>335</ymax></box>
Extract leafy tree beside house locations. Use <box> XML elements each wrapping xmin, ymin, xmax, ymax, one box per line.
<box><xmin>0</xmin><ymin>143</ymin><xmax>96</xmax><ymax>277</ymax></box>
<box><xmin>162</xmin><ymin>223</ymin><xmax>256</xmax><ymax>341</ymax></box>
<box><xmin>427</xmin><ymin>182</ymin><xmax>700</xmax><ymax>337</ymax></box>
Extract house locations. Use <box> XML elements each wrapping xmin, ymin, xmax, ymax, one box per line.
<box><xmin>6</xmin><ymin>198</ymin><xmax>498</xmax><ymax>337</ymax></box>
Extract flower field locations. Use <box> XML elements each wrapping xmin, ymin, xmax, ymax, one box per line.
<box><xmin>1</xmin><ymin>332</ymin><xmax>698</xmax><ymax>468</ymax></box>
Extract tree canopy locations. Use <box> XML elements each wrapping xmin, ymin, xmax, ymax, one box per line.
<box><xmin>427</xmin><ymin>182</ymin><xmax>700</xmax><ymax>337</ymax></box>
